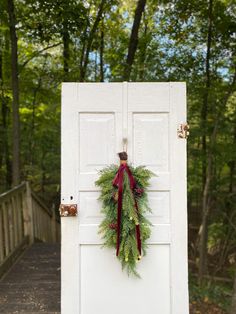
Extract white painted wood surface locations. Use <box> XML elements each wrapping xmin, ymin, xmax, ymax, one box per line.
<box><xmin>61</xmin><ymin>82</ymin><xmax>189</xmax><ymax>314</ymax></box>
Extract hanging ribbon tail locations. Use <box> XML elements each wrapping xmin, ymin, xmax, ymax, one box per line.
<box><xmin>126</xmin><ymin>166</ymin><xmax>142</xmax><ymax>256</ymax></box>
<box><xmin>135</xmin><ymin>200</ymin><xmax>142</xmax><ymax>256</ymax></box>
<box><xmin>125</xmin><ymin>165</ymin><xmax>136</xmax><ymax>189</ymax></box>
<box><xmin>112</xmin><ymin>164</ymin><xmax>125</xmax><ymax>187</ymax></box>
<box><xmin>113</xmin><ymin>163</ymin><xmax>142</xmax><ymax>257</ymax></box>
<box><xmin>113</xmin><ymin>165</ymin><xmax>125</xmax><ymax>256</ymax></box>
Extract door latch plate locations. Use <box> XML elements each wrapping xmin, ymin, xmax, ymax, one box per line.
<box><xmin>177</xmin><ymin>123</ymin><xmax>190</xmax><ymax>139</ymax></box>
<box><xmin>59</xmin><ymin>204</ymin><xmax>78</xmax><ymax>217</ymax></box>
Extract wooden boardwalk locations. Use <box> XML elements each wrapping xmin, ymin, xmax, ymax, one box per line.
<box><xmin>0</xmin><ymin>243</ymin><xmax>60</xmax><ymax>313</ymax></box>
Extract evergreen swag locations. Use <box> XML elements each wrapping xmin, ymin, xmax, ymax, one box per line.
<box><xmin>95</xmin><ymin>152</ymin><xmax>154</xmax><ymax>277</ymax></box>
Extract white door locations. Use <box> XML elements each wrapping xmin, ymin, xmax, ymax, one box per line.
<box><xmin>61</xmin><ymin>82</ymin><xmax>189</xmax><ymax>314</ymax></box>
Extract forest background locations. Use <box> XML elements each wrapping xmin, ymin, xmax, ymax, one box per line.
<box><xmin>0</xmin><ymin>0</ymin><xmax>236</xmax><ymax>312</ymax></box>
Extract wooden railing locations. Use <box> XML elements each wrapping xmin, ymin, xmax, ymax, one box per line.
<box><xmin>0</xmin><ymin>182</ymin><xmax>60</xmax><ymax>277</ymax></box>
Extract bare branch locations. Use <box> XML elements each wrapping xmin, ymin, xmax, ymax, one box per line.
<box><xmin>20</xmin><ymin>42</ymin><xmax>62</xmax><ymax>71</ymax></box>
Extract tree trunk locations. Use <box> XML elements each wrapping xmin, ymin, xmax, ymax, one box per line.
<box><xmin>100</xmin><ymin>18</ymin><xmax>104</xmax><ymax>82</ymax></box>
<box><xmin>198</xmin><ymin>0</ymin><xmax>213</xmax><ymax>282</ymax></box>
<box><xmin>201</xmin><ymin>0</ymin><xmax>213</xmax><ymax>189</ymax></box>
<box><xmin>0</xmin><ymin>45</ymin><xmax>12</xmax><ymax>189</ymax></box>
<box><xmin>198</xmin><ymin>156</ymin><xmax>212</xmax><ymax>283</ymax></box>
<box><xmin>29</xmin><ymin>77</ymin><xmax>41</xmax><ymax>166</ymax></box>
<box><xmin>80</xmin><ymin>0</ymin><xmax>106</xmax><ymax>82</ymax></box>
<box><xmin>94</xmin><ymin>51</ymin><xmax>98</xmax><ymax>81</ymax></box>
<box><xmin>0</xmin><ymin>92</ymin><xmax>12</xmax><ymax>189</ymax></box>
<box><xmin>229</xmin><ymin>125</ymin><xmax>236</xmax><ymax>193</ymax></box>
<box><xmin>138</xmin><ymin>12</ymin><xmax>148</xmax><ymax>81</ymax></box>
<box><xmin>123</xmin><ymin>0</ymin><xmax>147</xmax><ymax>81</ymax></box>
<box><xmin>7</xmin><ymin>0</ymin><xmax>20</xmax><ymax>186</ymax></box>
<box><xmin>2</xmin><ymin>106</ymin><xmax>12</xmax><ymax>189</ymax></box>
<box><xmin>62</xmin><ymin>21</ymin><xmax>69</xmax><ymax>77</ymax></box>
<box><xmin>0</xmin><ymin>49</ymin><xmax>3</xmax><ymax>169</ymax></box>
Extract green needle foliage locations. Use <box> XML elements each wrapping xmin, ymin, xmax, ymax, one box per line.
<box><xmin>95</xmin><ymin>164</ymin><xmax>154</xmax><ymax>278</ymax></box>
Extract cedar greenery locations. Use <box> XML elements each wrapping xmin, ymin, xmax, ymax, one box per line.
<box><xmin>95</xmin><ymin>164</ymin><xmax>154</xmax><ymax>277</ymax></box>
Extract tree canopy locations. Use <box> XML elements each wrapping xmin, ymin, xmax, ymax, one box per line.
<box><xmin>0</xmin><ymin>0</ymin><xmax>236</xmax><ymax>311</ymax></box>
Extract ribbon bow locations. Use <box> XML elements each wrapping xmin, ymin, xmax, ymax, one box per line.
<box><xmin>112</xmin><ymin>163</ymin><xmax>142</xmax><ymax>257</ymax></box>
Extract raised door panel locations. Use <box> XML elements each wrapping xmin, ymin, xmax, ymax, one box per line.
<box><xmin>80</xmin><ymin>245</ymin><xmax>170</xmax><ymax>314</ymax></box>
<box><xmin>78</xmin><ymin>112</ymin><xmax>119</xmax><ymax>190</ymax></box>
<box><xmin>133</xmin><ymin>113</ymin><xmax>169</xmax><ymax>172</ymax></box>
<box><xmin>132</xmin><ymin>112</ymin><xmax>170</xmax><ymax>191</ymax></box>
<box><xmin>147</xmin><ymin>191</ymin><xmax>170</xmax><ymax>224</ymax></box>
<box><xmin>79</xmin><ymin>113</ymin><xmax>116</xmax><ymax>172</ymax></box>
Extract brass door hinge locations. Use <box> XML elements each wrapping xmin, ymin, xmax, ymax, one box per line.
<box><xmin>59</xmin><ymin>204</ymin><xmax>78</xmax><ymax>217</ymax></box>
<box><xmin>177</xmin><ymin>123</ymin><xmax>190</xmax><ymax>139</ymax></box>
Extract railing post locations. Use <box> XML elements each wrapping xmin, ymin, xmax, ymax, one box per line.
<box><xmin>23</xmin><ymin>182</ymin><xmax>34</xmax><ymax>244</ymax></box>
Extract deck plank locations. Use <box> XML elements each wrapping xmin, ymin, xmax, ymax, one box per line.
<box><xmin>0</xmin><ymin>243</ymin><xmax>60</xmax><ymax>313</ymax></box>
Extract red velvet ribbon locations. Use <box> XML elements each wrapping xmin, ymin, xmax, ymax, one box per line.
<box><xmin>112</xmin><ymin>163</ymin><xmax>142</xmax><ymax>257</ymax></box>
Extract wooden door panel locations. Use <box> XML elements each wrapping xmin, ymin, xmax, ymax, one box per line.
<box><xmin>79</xmin><ymin>191</ymin><xmax>170</xmax><ymax>226</ymax></box>
<box><xmin>132</xmin><ymin>112</ymin><xmax>170</xmax><ymax>191</ymax></box>
<box><xmin>80</xmin><ymin>245</ymin><xmax>171</xmax><ymax>314</ymax></box>
<box><xmin>79</xmin><ymin>113</ymin><xmax>116</xmax><ymax>172</ymax></box>
<box><xmin>79</xmin><ymin>192</ymin><xmax>102</xmax><ymax>224</ymax></box>
<box><xmin>78</xmin><ymin>223</ymin><xmax>171</xmax><ymax>244</ymax></box>
<box><xmin>78</xmin><ymin>112</ymin><xmax>121</xmax><ymax>190</ymax></box>
<box><xmin>128</xmin><ymin>82</ymin><xmax>170</xmax><ymax>111</ymax></box>
<box><xmin>133</xmin><ymin>113</ymin><xmax>169</xmax><ymax>172</ymax></box>
<box><xmin>147</xmin><ymin>191</ymin><xmax>170</xmax><ymax>224</ymax></box>
<box><xmin>77</xmin><ymin>83</ymin><xmax>123</xmax><ymax>111</ymax></box>
<box><xmin>61</xmin><ymin>82</ymin><xmax>189</xmax><ymax>314</ymax></box>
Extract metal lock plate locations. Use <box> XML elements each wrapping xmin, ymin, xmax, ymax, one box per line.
<box><xmin>177</xmin><ymin>123</ymin><xmax>190</xmax><ymax>139</ymax></box>
<box><xmin>59</xmin><ymin>204</ymin><xmax>78</xmax><ymax>217</ymax></box>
